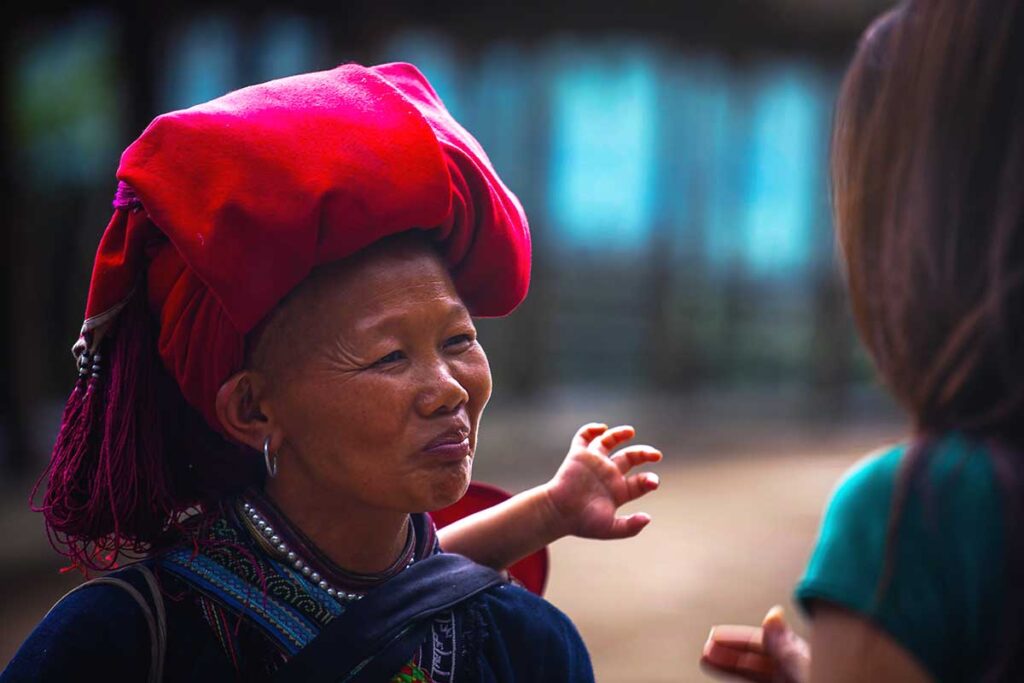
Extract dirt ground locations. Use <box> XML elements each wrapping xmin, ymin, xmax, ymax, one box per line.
<box><xmin>0</xmin><ymin>392</ymin><xmax>904</xmax><ymax>680</ymax></box>
<box><xmin>545</xmin><ymin>441</ymin><xmax>883</xmax><ymax>682</ymax></box>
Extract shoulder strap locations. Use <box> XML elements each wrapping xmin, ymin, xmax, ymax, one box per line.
<box><xmin>274</xmin><ymin>553</ymin><xmax>504</xmax><ymax>683</ymax></box>
<box><xmin>134</xmin><ymin>565</ymin><xmax>168</xmax><ymax>682</ymax></box>
<box><xmin>45</xmin><ymin>565</ymin><xmax>167</xmax><ymax>683</ymax></box>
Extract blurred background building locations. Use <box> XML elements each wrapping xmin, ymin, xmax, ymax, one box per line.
<box><xmin>1</xmin><ymin>2</ymin><xmax>901</xmax><ymax>680</ymax></box>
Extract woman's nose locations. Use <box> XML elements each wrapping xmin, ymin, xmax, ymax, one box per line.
<box><xmin>416</xmin><ymin>361</ymin><xmax>470</xmax><ymax>416</ymax></box>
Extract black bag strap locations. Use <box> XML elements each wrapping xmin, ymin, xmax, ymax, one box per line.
<box><xmin>45</xmin><ymin>565</ymin><xmax>166</xmax><ymax>683</ymax></box>
<box><xmin>273</xmin><ymin>553</ymin><xmax>505</xmax><ymax>683</ymax></box>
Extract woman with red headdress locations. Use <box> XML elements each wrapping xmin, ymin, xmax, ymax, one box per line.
<box><xmin>2</xmin><ymin>62</ymin><xmax>661</xmax><ymax>682</ymax></box>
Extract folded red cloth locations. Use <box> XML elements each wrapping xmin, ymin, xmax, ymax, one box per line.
<box><xmin>82</xmin><ymin>62</ymin><xmax>530</xmax><ymax>429</ymax></box>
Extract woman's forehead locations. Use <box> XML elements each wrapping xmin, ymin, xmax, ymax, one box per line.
<box><xmin>318</xmin><ymin>260</ymin><xmax>468</xmax><ymax>341</ymax></box>
<box><xmin>351</xmin><ymin>297</ymin><xmax>470</xmax><ymax>338</ymax></box>
<box><xmin>311</xmin><ymin>239</ymin><xmax>461</xmax><ymax>315</ymax></box>
<box><xmin>292</xmin><ymin>239</ymin><xmax>468</xmax><ymax>335</ymax></box>
<box><xmin>255</xmin><ymin>237</ymin><xmax>466</xmax><ymax>358</ymax></box>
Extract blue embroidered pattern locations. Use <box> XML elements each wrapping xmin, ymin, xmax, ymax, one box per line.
<box><xmin>153</xmin><ymin>502</ymin><xmax>458</xmax><ymax>681</ymax></box>
<box><xmin>154</xmin><ymin>510</ymin><xmax>347</xmax><ymax>656</ymax></box>
<box><xmin>161</xmin><ymin>549</ymin><xmax>319</xmax><ymax>654</ymax></box>
<box><xmin>269</xmin><ymin>558</ymin><xmax>345</xmax><ymax>618</ymax></box>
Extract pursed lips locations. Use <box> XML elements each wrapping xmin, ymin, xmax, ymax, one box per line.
<box><xmin>421</xmin><ymin>423</ymin><xmax>472</xmax><ymax>459</ymax></box>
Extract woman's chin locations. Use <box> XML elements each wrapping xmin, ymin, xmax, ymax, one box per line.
<box><xmin>418</xmin><ymin>464</ymin><xmax>472</xmax><ymax>512</ymax></box>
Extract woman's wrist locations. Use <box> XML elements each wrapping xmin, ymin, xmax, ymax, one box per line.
<box><xmin>436</xmin><ymin>483</ymin><xmax>565</xmax><ymax>570</ymax></box>
<box><xmin>536</xmin><ymin>480</ymin><xmax>577</xmax><ymax>543</ymax></box>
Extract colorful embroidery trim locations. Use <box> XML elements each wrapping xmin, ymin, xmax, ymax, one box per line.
<box><xmin>155</xmin><ymin>504</ymin><xmax>459</xmax><ymax>679</ymax></box>
<box><xmin>392</xmin><ymin>661</ymin><xmax>434</xmax><ymax>682</ymax></box>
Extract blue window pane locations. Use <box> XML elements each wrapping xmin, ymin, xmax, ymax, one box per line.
<box><xmin>257</xmin><ymin>15</ymin><xmax>322</xmax><ymax>82</ymax></box>
<box><xmin>161</xmin><ymin>15</ymin><xmax>240</xmax><ymax>111</ymax></box>
<box><xmin>741</xmin><ymin>64</ymin><xmax>829</xmax><ymax>276</ymax></box>
<box><xmin>547</xmin><ymin>43</ymin><xmax>658</xmax><ymax>251</ymax></box>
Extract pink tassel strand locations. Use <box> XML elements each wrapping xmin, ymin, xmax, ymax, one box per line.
<box><xmin>33</xmin><ymin>292</ymin><xmax>176</xmax><ymax>571</ymax></box>
<box><xmin>33</xmin><ymin>286</ymin><xmax>265</xmax><ymax>574</ymax></box>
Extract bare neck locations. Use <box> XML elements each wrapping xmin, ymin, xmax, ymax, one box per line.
<box><xmin>263</xmin><ymin>479</ymin><xmax>411</xmax><ymax>575</ymax></box>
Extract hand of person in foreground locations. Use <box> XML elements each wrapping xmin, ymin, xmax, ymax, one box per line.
<box><xmin>436</xmin><ymin>423</ymin><xmax>661</xmax><ymax>571</ymax></box>
<box><xmin>542</xmin><ymin>423</ymin><xmax>662</xmax><ymax>539</ymax></box>
<box><xmin>701</xmin><ymin>606</ymin><xmax>810</xmax><ymax>683</ymax></box>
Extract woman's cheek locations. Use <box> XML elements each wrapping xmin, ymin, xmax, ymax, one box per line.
<box><xmin>348</xmin><ymin>376</ymin><xmax>417</xmax><ymax>443</ymax></box>
<box><xmin>464</xmin><ymin>346</ymin><xmax>492</xmax><ymax>405</ymax></box>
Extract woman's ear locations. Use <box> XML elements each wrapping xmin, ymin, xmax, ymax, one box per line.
<box><xmin>215</xmin><ymin>370</ymin><xmax>273</xmax><ymax>451</ymax></box>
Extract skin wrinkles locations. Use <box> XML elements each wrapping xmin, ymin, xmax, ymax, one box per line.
<box><xmin>230</xmin><ymin>234</ymin><xmax>492</xmax><ymax>573</ymax></box>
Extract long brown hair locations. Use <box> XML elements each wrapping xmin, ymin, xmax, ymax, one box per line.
<box><xmin>835</xmin><ymin>1</ymin><xmax>1024</xmax><ymax>439</ymax></box>
<box><xmin>834</xmin><ymin>1</ymin><xmax>1024</xmax><ymax>677</ymax></box>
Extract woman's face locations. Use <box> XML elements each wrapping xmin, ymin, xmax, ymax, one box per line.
<box><xmin>251</xmin><ymin>237</ymin><xmax>492</xmax><ymax>514</ymax></box>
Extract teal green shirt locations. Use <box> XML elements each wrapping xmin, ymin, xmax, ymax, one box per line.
<box><xmin>795</xmin><ymin>435</ymin><xmax>1005</xmax><ymax>682</ymax></box>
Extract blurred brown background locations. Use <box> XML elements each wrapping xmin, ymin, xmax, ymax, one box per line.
<box><xmin>1</xmin><ymin>1</ymin><xmax>899</xmax><ymax>680</ymax></box>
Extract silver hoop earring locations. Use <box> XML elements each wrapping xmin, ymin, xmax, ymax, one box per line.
<box><xmin>263</xmin><ymin>436</ymin><xmax>278</xmax><ymax>478</ymax></box>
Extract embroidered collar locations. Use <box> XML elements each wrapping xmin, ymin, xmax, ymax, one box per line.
<box><xmin>157</xmin><ymin>495</ymin><xmax>442</xmax><ymax>657</ymax></box>
<box><xmin>237</xmin><ymin>490</ymin><xmax>438</xmax><ymax>596</ymax></box>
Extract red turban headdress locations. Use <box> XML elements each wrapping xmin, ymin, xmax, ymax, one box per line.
<box><xmin>84</xmin><ymin>61</ymin><xmax>530</xmax><ymax>428</ymax></box>
<box><xmin>38</xmin><ymin>63</ymin><xmax>541</xmax><ymax>586</ymax></box>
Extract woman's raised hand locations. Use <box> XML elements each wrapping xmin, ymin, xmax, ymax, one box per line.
<box><xmin>434</xmin><ymin>423</ymin><xmax>659</xmax><ymax>571</ymax></box>
<box><xmin>701</xmin><ymin>606</ymin><xmax>811</xmax><ymax>683</ymax></box>
<box><xmin>542</xmin><ymin>423</ymin><xmax>662</xmax><ymax>540</ymax></box>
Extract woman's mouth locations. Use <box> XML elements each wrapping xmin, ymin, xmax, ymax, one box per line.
<box><xmin>421</xmin><ymin>429</ymin><xmax>471</xmax><ymax>461</ymax></box>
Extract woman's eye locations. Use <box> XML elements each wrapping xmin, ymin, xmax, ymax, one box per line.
<box><xmin>371</xmin><ymin>350</ymin><xmax>405</xmax><ymax>367</ymax></box>
<box><xmin>444</xmin><ymin>334</ymin><xmax>474</xmax><ymax>349</ymax></box>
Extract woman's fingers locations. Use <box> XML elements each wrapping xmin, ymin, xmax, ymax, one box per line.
<box><xmin>702</xmin><ymin>626</ymin><xmax>774</xmax><ymax>682</ymax></box>
<box><xmin>702</xmin><ymin>611</ymin><xmax>810</xmax><ymax>683</ymax></box>
<box><xmin>624</xmin><ymin>472</ymin><xmax>660</xmax><ymax>501</ymax></box>
<box><xmin>700</xmin><ymin>649</ymin><xmax>775</xmax><ymax>683</ymax></box>
<box><xmin>609</xmin><ymin>445</ymin><xmax>662</xmax><ymax>474</ymax></box>
<box><xmin>708</xmin><ymin>625</ymin><xmax>765</xmax><ymax>653</ymax></box>
<box><xmin>571</xmin><ymin>423</ymin><xmax>608</xmax><ymax>449</ymax></box>
<box><xmin>761</xmin><ymin>606</ymin><xmax>811</xmax><ymax>683</ymax></box>
<box><xmin>604</xmin><ymin>512</ymin><xmax>652</xmax><ymax>539</ymax></box>
<box><xmin>588</xmin><ymin>424</ymin><xmax>635</xmax><ymax>455</ymax></box>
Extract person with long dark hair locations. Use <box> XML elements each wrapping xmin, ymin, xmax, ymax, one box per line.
<box><xmin>702</xmin><ymin>2</ymin><xmax>1024</xmax><ymax>681</ymax></box>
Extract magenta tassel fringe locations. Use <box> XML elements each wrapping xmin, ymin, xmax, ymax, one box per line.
<box><xmin>32</xmin><ymin>283</ymin><xmax>264</xmax><ymax>574</ymax></box>
<box><xmin>32</xmin><ymin>292</ymin><xmax>178</xmax><ymax>572</ymax></box>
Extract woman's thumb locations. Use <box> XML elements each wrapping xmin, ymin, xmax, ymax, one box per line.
<box><xmin>761</xmin><ymin>606</ymin><xmax>811</xmax><ymax>683</ymax></box>
<box><xmin>762</xmin><ymin>605</ymin><xmax>789</xmax><ymax>637</ymax></box>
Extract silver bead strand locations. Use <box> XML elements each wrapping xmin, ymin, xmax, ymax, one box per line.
<box><xmin>241</xmin><ymin>501</ymin><xmax>364</xmax><ymax>603</ymax></box>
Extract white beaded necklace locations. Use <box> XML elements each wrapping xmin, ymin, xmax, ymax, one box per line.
<box><xmin>241</xmin><ymin>501</ymin><xmax>415</xmax><ymax>603</ymax></box>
